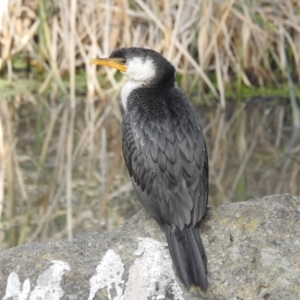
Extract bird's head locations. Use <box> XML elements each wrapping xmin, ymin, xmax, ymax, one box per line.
<box><xmin>90</xmin><ymin>47</ymin><xmax>175</xmax><ymax>86</ymax></box>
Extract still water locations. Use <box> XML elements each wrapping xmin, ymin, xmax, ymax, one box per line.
<box><xmin>0</xmin><ymin>93</ymin><xmax>299</xmax><ymax>248</ymax></box>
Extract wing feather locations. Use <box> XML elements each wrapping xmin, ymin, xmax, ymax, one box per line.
<box><xmin>122</xmin><ymin>87</ymin><xmax>208</xmax><ymax>229</ymax></box>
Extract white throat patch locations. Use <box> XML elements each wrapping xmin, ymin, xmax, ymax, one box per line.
<box><xmin>121</xmin><ymin>80</ymin><xmax>144</xmax><ymax>110</ymax></box>
<box><xmin>126</xmin><ymin>57</ymin><xmax>156</xmax><ymax>81</ymax></box>
<box><xmin>121</xmin><ymin>57</ymin><xmax>156</xmax><ymax>110</ymax></box>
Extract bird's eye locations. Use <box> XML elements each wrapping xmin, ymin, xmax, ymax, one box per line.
<box><xmin>121</xmin><ymin>58</ymin><xmax>126</xmax><ymax>64</ymax></box>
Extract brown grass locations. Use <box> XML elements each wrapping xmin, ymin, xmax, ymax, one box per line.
<box><xmin>1</xmin><ymin>0</ymin><xmax>300</xmax><ymax>99</ymax></box>
<box><xmin>0</xmin><ymin>0</ymin><xmax>300</xmax><ymax>248</ymax></box>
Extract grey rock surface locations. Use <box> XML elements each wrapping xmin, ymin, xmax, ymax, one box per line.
<box><xmin>0</xmin><ymin>194</ymin><xmax>299</xmax><ymax>300</ymax></box>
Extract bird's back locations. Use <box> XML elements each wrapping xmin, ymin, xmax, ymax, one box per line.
<box><xmin>122</xmin><ymin>85</ymin><xmax>208</xmax><ymax>230</ymax></box>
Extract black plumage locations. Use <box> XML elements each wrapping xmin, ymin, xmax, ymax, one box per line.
<box><xmin>91</xmin><ymin>47</ymin><xmax>209</xmax><ymax>290</ymax></box>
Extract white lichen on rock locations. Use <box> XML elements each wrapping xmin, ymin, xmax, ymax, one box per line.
<box><xmin>88</xmin><ymin>249</ymin><xmax>125</xmax><ymax>300</ymax></box>
<box><xmin>3</xmin><ymin>260</ymin><xmax>70</xmax><ymax>300</ymax></box>
<box><xmin>2</xmin><ymin>271</ymin><xmax>30</xmax><ymax>300</ymax></box>
<box><xmin>123</xmin><ymin>237</ymin><xmax>184</xmax><ymax>300</ymax></box>
<box><xmin>29</xmin><ymin>260</ymin><xmax>70</xmax><ymax>300</ymax></box>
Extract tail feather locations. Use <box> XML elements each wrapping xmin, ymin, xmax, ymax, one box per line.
<box><xmin>164</xmin><ymin>225</ymin><xmax>207</xmax><ymax>291</ymax></box>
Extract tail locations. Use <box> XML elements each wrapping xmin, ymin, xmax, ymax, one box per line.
<box><xmin>164</xmin><ymin>225</ymin><xmax>207</xmax><ymax>291</ymax></box>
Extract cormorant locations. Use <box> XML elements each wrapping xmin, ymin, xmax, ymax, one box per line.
<box><xmin>91</xmin><ymin>48</ymin><xmax>208</xmax><ymax>291</ymax></box>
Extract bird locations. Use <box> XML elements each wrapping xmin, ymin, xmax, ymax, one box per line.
<box><xmin>90</xmin><ymin>47</ymin><xmax>209</xmax><ymax>291</ymax></box>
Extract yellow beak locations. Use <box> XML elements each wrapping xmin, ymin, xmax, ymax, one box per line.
<box><xmin>90</xmin><ymin>58</ymin><xmax>127</xmax><ymax>72</ymax></box>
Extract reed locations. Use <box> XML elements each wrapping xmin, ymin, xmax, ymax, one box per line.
<box><xmin>0</xmin><ymin>0</ymin><xmax>299</xmax><ymax>248</ymax></box>
<box><xmin>1</xmin><ymin>0</ymin><xmax>300</xmax><ymax>99</ymax></box>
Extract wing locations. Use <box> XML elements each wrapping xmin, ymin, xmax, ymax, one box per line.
<box><xmin>122</xmin><ymin>87</ymin><xmax>208</xmax><ymax>230</ymax></box>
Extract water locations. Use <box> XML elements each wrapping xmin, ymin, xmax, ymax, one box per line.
<box><xmin>198</xmin><ymin>98</ymin><xmax>300</xmax><ymax>204</ymax></box>
<box><xmin>0</xmin><ymin>93</ymin><xmax>299</xmax><ymax>249</ymax></box>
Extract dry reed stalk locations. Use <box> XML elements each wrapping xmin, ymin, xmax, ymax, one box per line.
<box><xmin>64</xmin><ymin>0</ymin><xmax>77</xmax><ymax>240</ymax></box>
<box><xmin>0</xmin><ymin>100</ymin><xmax>7</xmax><ymax>223</ymax></box>
<box><xmin>66</xmin><ymin>119</ymin><xmax>76</xmax><ymax>242</ymax></box>
<box><xmin>29</xmin><ymin>181</ymin><xmax>65</xmax><ymax>242</ymax></box>
<box><xmin>228</xmin><ymin>127</ymin><xmax>258</xmax><ymax>201</ymax></box>
<box><xmin>73</xmin><ymin>104</ymin><xmax>112</xmax><ymax>159</ymax></box>
<box><xmin>36</xmin><ymin>104</ymin><xmax>64</xmax><ymax>179</ymax></box>
<box><xmin>0</xmin><ymin>99</ymin><xmax>17</xmax><ymax>246</ymax></box>
<box><xmin>275</xmin><ymin>106</ymin><xmax>284</xmax><ymax>148</ymax></box>
<box><xmin>0</xmin><ymin>0</ymin><xmax>8</xmax><ymax>30</ymax></box>
<box><xmin>38</xmin><ymin>0</ymin><xmax>67</xmax><ymax>94</ymax></box>
<box><xmin>210</xmin><ymin>109</ymin><xmax>226</xmax><ymax>169</ymax></box>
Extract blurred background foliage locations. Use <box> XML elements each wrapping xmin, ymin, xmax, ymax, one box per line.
<box><xmin>0</xmin><ymin>0</ymin><xmax>299</xmax><ymax>249</ymax></box>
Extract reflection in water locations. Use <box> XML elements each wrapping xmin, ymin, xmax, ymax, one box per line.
<box><xmin>0</xmin><ymin>94</ymin><xmax>299</xmax><ymax>248</ymax></box>
<box><xmin>199</xmin><ymin>99</ymin><xmax>300</xmax><ymax>204</ymax></box>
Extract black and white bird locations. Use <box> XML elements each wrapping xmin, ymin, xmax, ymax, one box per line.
<box><xmin>91</xmin><ymin>48</ymin><xmax>209</xmax><ymax>291</ymax></box>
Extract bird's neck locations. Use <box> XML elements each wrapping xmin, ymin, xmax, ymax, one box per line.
<box><xmin>121</xmin><ymin>79</ymin><xmax>145</xmax><ymax>111</ymax></box>
<box><xmin>121</xmin><ymin>76</ymin><xmax>175</xmax><ymax>111</ymax></box>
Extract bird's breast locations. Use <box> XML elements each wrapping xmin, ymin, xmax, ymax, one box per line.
<box><xmin>121</xmin><ymin>79</ymin><xmax>144</xmax><ymax>111</ymax></box>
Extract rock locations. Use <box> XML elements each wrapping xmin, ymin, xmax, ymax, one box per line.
<box><xmin>0</xmin><ymin>193</ymin><xmax>299</xmax><ymax>300</ymax></box>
